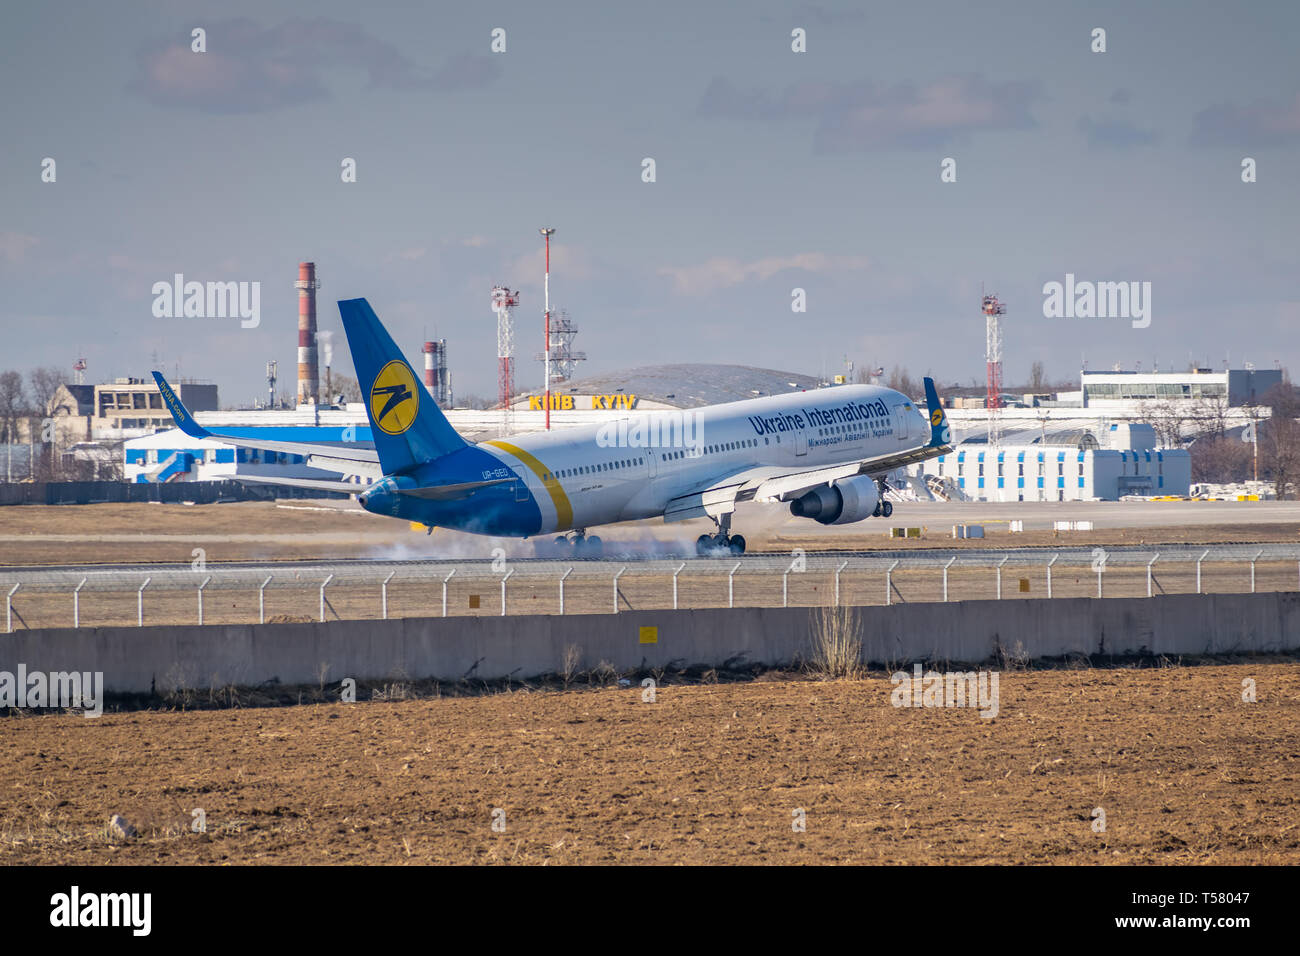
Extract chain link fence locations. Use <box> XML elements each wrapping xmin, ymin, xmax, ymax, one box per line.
<box><xmin>5</xmin><ymin>544</ymin><xmax>1300</xmax><ymax>631</ymax></box>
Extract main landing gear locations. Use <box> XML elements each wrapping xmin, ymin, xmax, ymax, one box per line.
<box><xmin>872</xmin><ymin>479</ymin><xmax>894</xmax><ymax>518</ymax></box>
<box><xmin>553</xmin><ymin>530</ymin><xmax>603</xmax><ymax>558</ymax></box>
<box><xmin>696</xmin><ymin>512</ymin><xmax>746</xmax><ymax>556</ymax></box>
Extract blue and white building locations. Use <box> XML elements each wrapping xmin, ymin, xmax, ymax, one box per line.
<box><xmin>124</xmin><ymin>407</ymin><xmax>377</xmax><ymax>484</ymax></box>
<box><xmin>926</xmin><ymin>424</ymin><xmax>1191</xmax><ymax>501</ymax></box>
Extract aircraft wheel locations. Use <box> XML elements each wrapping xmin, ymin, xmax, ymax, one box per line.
<box><xmin>696</xmin><ymin>534</ymin><xmax>712</xmax><ymax>556</ymax></box>
<box><xmin>586</xmin><ymin>535</ymin><xmax>603</xmax><ymax>558</ymax></box>
<box><xmin>873</xmin><ymin>501</ymin><xmax>882</xmax><ymax>517</ymax></box>
<box><xmin>882</xmin><ymin>501</ymin><xmax>893</xmax><ymax>518</ymax></box>
<box><xmin>728</xmin><ymin>534</ymin><xmax>746</xmax><ymax>555</ymax></box>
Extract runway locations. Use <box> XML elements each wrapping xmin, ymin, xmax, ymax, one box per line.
<box><xmin>8</xmin><ymin>539</ymin><xmax>1300</xmax><ymax>578</ymax></box>
<box><xmin>1</xmin><ymin>498</ymin><xmax>1296</xmax><ymax>572</ymax></box>
<box><xmin>782</xmin><ymin>498</ymin><xmax>1300</xmax><ymax>532</ymax></box>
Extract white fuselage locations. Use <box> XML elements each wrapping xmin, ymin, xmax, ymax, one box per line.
<box><xmin>477</xmin><ymin>385</ymin><xmax>929</xmax><ymax>534</ymax></box>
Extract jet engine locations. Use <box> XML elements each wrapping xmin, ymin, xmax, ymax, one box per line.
<box><xmin>788</xmin><ymin>475</ymin><xmax>880</xmax><ymax>525</ymax></box>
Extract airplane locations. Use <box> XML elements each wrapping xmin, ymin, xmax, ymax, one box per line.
<box><xmin>152</xmin><ymin>297</ymin><xmax>953</xmax><ymax>557</ymax></box>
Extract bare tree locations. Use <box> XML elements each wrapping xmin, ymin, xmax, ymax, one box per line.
<box><xmin>886</xmin><ymin>366</ymin><xmax>919</xmax><ymax>398</ymax></box>
<box><xmin>1190</xmin><ymin>393</ymin><xmax>1230</xmax><ymax>438</ymax></box>
<box><xmin>1260</xmin><ymin>383</ymin><xmax>1300</xmax><ymax>499</ymax></box>
<box><xmin>1029</xmin><ymin>360</ymin><xmax>1046</xmax><ymax>391</ymax></box>
<box><xmin>27</xmin><ymin>366</ymin><xmax>64</xmax><ymax>415</ymax></box>
<box><xmin>0</xmin><ymin>371</ymin><xmax>28</xmax><ymax>444</ymax></box>
<box><xmin>1189</xmin><ymin>435</ymin><xmax>1251</xmax><ymax>483</ymax></box>
<box><xmin>324</xmin><ymin>372</ymin><xmax>363</xmax><ymax>404</ymax></box>
<box><xmin>853</xmin><ymin>362</ymin><xmax>883</xmax><ymax>385</ymax></box>
<box><xmin>1137</xmin><ymin>398</ymin><xmax>1186</xmax><ymax>448</ymax></box>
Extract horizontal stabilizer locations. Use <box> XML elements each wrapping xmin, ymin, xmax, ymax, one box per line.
<box><xmin>231</xmin><ymin>475</ymin><xmax>370</xmax><ymax>495</ymax></box>
<box><xmin>393</xmin><ymin>477</ymin><xmax>514</xmax><ymax>501</ymax></box>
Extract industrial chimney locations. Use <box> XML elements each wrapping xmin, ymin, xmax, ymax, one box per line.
<box><xmin>295</xmin><ymin>262</ymin><xmax>320</xmax><ymax>405</ymax></box>
<box><xmin>423</xmin><ymin>339</ymin><xmax>449</xmax><ymax>407</ymax></box>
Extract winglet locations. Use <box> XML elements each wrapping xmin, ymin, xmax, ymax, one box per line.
<box><xmin>151</xmin><ymin>371</ymin><xmax>211</xmax><ymax>439</ymax></box>
<box><xmin>923</xmin><ymin>377</ymin><xmax>951</xmax><ymax>447</ymax></box>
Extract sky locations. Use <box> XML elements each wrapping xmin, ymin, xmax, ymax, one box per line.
<box><xmin>2</xmin><ymin>0</ymin><xmax>1298</xmax><ymax>406</ymax></box>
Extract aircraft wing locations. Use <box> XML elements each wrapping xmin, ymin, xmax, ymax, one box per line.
<box><xmin>661</xmin><ymin>377</ymin><xmax>953</xmax><ymax>522</ymax></box>
<box><xmin>750</xmin><ymin>442</ymin><xmax>950</xmax><ymax>502</ymax></box>
<box><xmin>151</xmin><ymin>371</ymin><xmax>381</xmax><ymax>470</ymax></box>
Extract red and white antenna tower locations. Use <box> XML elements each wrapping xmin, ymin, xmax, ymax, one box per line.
<box><xmin>73</xmin><ymin>358</ymin><xmax>87</xmax><ymax>386</ymax></box>
<box><xmin>491</xmin><ymin>285</ymin><xmax>520</xmax><ymax>436</ymax></box>
<box><xmin>539</xmin><ymin>227</ymin><xmax>556</xmax><ymax>431</ymax></box>
<box><xmin>535</xmin><ymin>310</ymin><xmax>586</xmax><ymax>385</ymax></box>
<box><xmin>982</xmin><ymin>291</ymin><xmax>1006</xmax><ymax>446</ymax></box>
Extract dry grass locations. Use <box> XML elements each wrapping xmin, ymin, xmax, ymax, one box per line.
<box><xmin>806</xmin><ymin>605</ymin><xmax>864</xmax><ymax>680</ymax></box>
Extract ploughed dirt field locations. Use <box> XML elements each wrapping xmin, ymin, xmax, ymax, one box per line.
<box><xmin>2</xmin><ymin>662</ymin><xmax>1297</xmax><ymax>864</ymax></box>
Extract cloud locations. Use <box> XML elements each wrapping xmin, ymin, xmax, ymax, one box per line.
<box><xmin>0</xmin><ymin>233</ymin><xmax>39</xmax><ymax>264</ymax></box>
<box><xmin>1078</xmin><ymin>115</ymin><xmax>1158</xmax><ymax>148</ymax></box>
<box><xmin>1190</xmin><ymin>91</ymin><xmax>1300</xmax><ymax>146</ymax></box>
<box><xmin>797</xmin><ymin>3</ymin><xmax>869</xmax><ymax>25</ymax></box>
<box><xmin>698</xmin><ymin>74</ymin><xmax>1039</xmax><ymax>149</ymax></box>
<box><xmin>1108</xmin><ymin>88</ymin><xmax>1132</xmax><ymax>106</ymax></box>
<box><xmin>659</xmin><ymin>252</ymin><xmax>872</xmax><ymax>296</ymax></box>
<box><xmin>129</xmin><ymin>18</ymin><xmax>501</xmax><ymax>113</ymax></box>
<box><xmin>509</xmin><ymin>245</ymin><xmax>595</xmax><ymax>284</ymax></box>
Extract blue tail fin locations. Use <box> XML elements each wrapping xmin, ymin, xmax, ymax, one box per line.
<box><xmin>923</xmin><ymin>377</ymin><xmax>952</xmax><ymax>448</ymax></box>
<box><xmin>338</xmin><ymin>297</ymin><xmax>466</xmax><ymax>474</ymax></box>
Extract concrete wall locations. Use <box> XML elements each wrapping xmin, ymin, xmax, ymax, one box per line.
<box><xmin>2</xmin><ymin>593</ymin><xmax>1296</xmax><ymax>694</ymax></box>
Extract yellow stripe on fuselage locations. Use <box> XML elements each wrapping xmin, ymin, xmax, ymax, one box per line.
<box><xmin>485</xmin><ymin>440</ymin><xmax>574</xmax><ymax>532</ymax></box>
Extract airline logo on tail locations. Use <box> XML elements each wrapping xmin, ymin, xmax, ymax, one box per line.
<box><xmin>369</xmin><ymin>360</ymin><xmax>420</xmax><ymax>435</ymax></box>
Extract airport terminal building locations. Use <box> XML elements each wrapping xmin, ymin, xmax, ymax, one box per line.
<box><xmin>927</xmin><ymin>424</ymin><xmax>1191</xmax><ymax>501</ymax></box>
<box><xmin>1079</xmin><ymin>367</ymin><xmax>1281</xmax><ymax>408</ymax></box>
